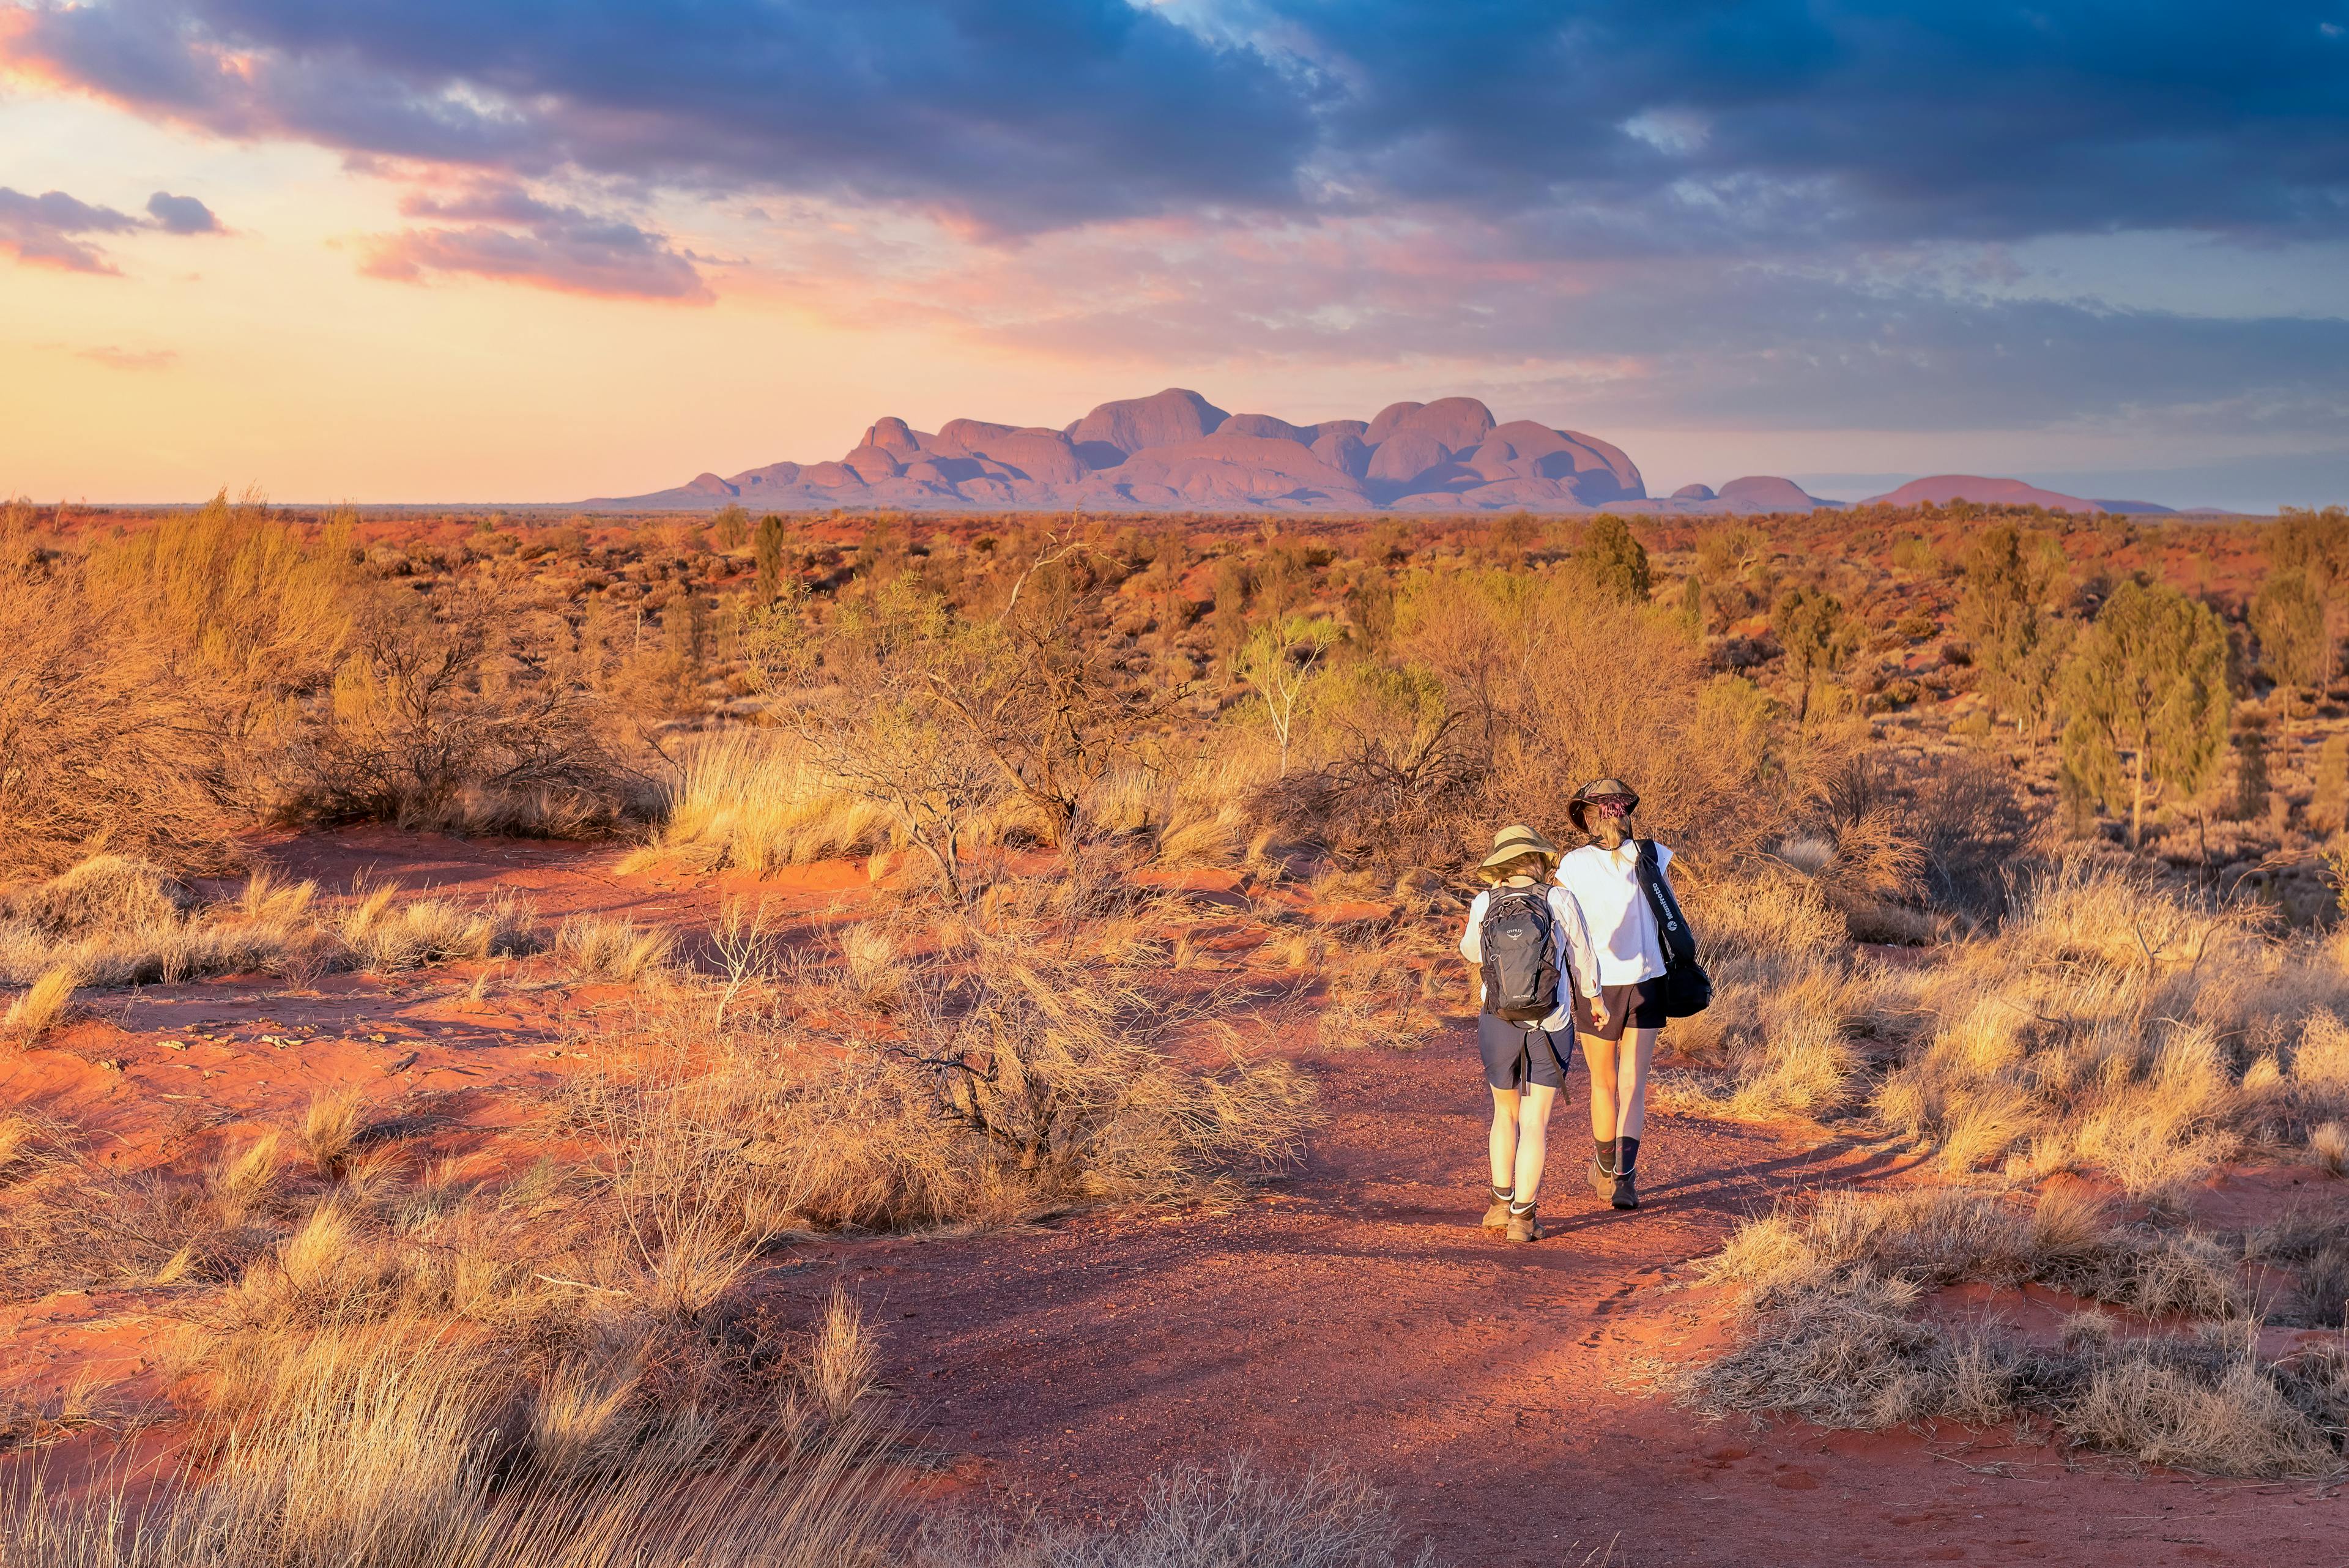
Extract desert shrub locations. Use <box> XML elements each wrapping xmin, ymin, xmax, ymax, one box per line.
<box><xmin>1394</xmin><ymin>578</ymin><xmax>1800</xmax><ymax>863</ymax></box>
<box><xmin>274</xmin><ymin>595</ymin><xmax>650</xmax><ymax>836</ymax></box>
<box><xmin>2</xmin><ymin>500</ymin><xmax>658</xmax><ymax>877</ymax></box>
<box><xmin>615</xmin><ymin>941</ymin><xmax>1318</xmax><ymax>1233</ymax></box>
<box><xmin>0</xmin><ymin>545</ymin><xmax>243</xmax><ymax>875</ymax></box>
<box><xmin>1652</xmin><ymin>871</ymin><xmax>1886</xmax><ymax>1121</ymax></box>
<box><xmin>1870</xmin><ymin>860</ymin><xmax>2349</xmax><ymax>1196</ymax></box>
<box><xmin>1676</xmin><ymin>1187</ymin><xmax>2347</xmax><ymax>1477</ymax></box>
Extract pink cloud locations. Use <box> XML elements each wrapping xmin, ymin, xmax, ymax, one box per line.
<box><xmin>358</xmin><ymin>184</ymin><xmax>711</xmax><ymax>303</ymax></box>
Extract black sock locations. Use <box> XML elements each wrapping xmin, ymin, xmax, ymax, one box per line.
<box><xmin>1595</xmin><ymin>1137</ymin><xmax>1617</xmax><ymax>1174</ymax></box>
<box><xmin>1616</xmin><ymin>1136</ymin><xmax>1641</xmax><ymax>1176</ymax></box>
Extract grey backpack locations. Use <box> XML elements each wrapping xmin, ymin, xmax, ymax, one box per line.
<box><xmin>1479</xmin><ymin>889</ymin><xmax>1560</xmax><ymax>1026</ymax></box>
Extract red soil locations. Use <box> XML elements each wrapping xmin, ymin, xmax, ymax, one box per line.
<box><xmin>5</xmin><ymin>831</ymin><xmax>2343</xmax><ymax>1564</ymax></box>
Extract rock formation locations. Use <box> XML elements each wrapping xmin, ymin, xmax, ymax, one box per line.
<box><xmin>588</xmin><ymin>388</ymin><xmax>1649</xmax><ymax>512</ymax></box>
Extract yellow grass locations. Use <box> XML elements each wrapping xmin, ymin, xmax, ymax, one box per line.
<box><xmin>622</xmin><ymin>730</ymin><xmax>894</xmax><ymax>875</ymax></box>
<box><xmin>2</xmin><ymin>965</ymin><xmax>77</xmax><ymax>1042</ymax></box>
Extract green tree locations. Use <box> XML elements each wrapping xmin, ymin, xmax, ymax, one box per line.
<box><xmin>2057</xmin><ymin>580</ymin><xmax>2231</xmax><ymax>850</ymax></box>
<box><xmin>2251</xmin><ymin>567</ymin><xmax>2330</xmax><ymax>701</ymax></box>
<box><xmin>1574</xmin><ymin>515</ymin><xmax>1650</xmax><ymax>603</ymax></box>
<box><xmin>2313</xmin><ymin>734</ymin><xmax>2349</xmax><ymax>834</ymax></box>
<box><xmin>2233</xmin><ymin>727</ymin><xmax>2269</xmax><ymax>823</ymax></box>
<box><xmin>711</xmin><ymin>503</ymin><xmax>751</xmax><ymax>551</ymax></box>
<box><xmin>1772</xmin><ymin>585</ymin><xmax>1855</xmax><ymax>719</ymax></box>
<box><xmin>1209</xmin><ymin>555</ymin><xmax>1252</xmax><ymax>671</ymax></box>
<box><xmin>1952</xmin><ymin>523</ymin><xmax>2063</xmax><ymax>729</ymax></box>
<box><xmin>754</xmin><ymin>514</ymin><xmax>789</xmax><ymax>604</ymax></box>
<box><xmin>2269</xmin><ymin>505</ymin><xmax>2349</xmax><ymax>593</ymax></box>
<box><xmin>1237</xmin><ymin>615</ymin><xmax>1339</xmax><ymax>776</ymax></box>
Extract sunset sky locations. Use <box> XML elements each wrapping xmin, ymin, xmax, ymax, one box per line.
<box><xmin>5</xmin><ymin>1</ymin><xmax>2348</xmax><ymax>509</ymax></box>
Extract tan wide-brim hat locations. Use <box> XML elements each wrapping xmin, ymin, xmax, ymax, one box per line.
<box><xmin>1478</xmin><ymin>823</ymin><xmax>1561</xmax><ymax>875</ymax></box>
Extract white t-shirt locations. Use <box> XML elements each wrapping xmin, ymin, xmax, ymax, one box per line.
<box><xmin>1555</xmin><ymin>842</ymin><xmax>1674</xmax><ymax>986</ymax></box>
<box><xmin>1458</xmin><ymin>878</ymin><xmax>1601</xmax><ymax>1033</ymax></box>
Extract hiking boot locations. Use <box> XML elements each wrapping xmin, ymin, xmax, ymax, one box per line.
<box><xmin>1610</xmin><ymin>1169</ymin><xmax>1640</xmax><ymax>1211</ymax></box>
<box><xmin>1505</xmin><ymin>1203</ymin><xmax>1542</xmax><ymax>1243</ymax></box>
<box><xmin>1587</xmin><ymin>1158</ymin><xmax>1616</xmax><ymax>1200</ymax></box>
<box><xmin>1481</xmin><ymin>1191</ymin><xmax>1512</xmax><ymax>1231</ymax></box>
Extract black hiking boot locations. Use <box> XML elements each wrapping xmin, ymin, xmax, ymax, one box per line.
<box><xmin>1611</xmin><ymin>1137</ymin><xmax>1642</xmax><ymax>1210</ymax></box>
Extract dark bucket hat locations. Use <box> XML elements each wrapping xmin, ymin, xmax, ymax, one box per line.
<box><xmin>1567</xmin><ymin>777</ymin><xmax>1641</xmax><ymax>834</ymax></box>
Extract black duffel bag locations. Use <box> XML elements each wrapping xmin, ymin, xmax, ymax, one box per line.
<box><xmin>1635</xmin><ymin>839</ymin><xmax>1712</xmax><ymax>1018</ymax></box>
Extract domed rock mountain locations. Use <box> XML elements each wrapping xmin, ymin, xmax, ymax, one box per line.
<box><xmin>593</xmin><ymin>388</ymin><xmax>1662</xmax><ymax>513</ymax></box>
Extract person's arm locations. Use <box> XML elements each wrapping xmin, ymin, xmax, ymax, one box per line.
<box><xmin>1551</xmin><ymin>886</ymin><xmax>1603</xmax><ymax>1000</ymax></box>
<box><xmin>1459</xmin><ymin>890</ymin><xmax>1487</xmax><ymax>1008</ymax></box>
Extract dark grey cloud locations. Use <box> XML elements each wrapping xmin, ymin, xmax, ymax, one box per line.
<box><xmin>144</xmin><ymin>190</ymin><xmax>220</xmax><ymax>232</ymax></box>
<box><xmin>6</xmin><ymin>1</ymin><xmax>2346</xmax><ymax>243</ymax></box>
<box><xmin>2</xmin><ymin>0</ymin><xmax>1321</xmax><ymax>232</ymax></box>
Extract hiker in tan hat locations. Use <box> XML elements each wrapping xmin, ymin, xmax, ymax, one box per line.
<box><xmin>1458</xmin><ymin>823</ymin><xmax>1600</xmax><ymax>1243</ymax></box>
<box><xmin>1556</xmin><ymin>778</ymin><xmax>1690</xmax><ymax>1211</ymax></box>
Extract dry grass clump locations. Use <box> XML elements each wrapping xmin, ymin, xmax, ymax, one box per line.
<box><xmin>933</xmin><ymin>1455</ymin><xmax>1430</xmax><ymax>1568</ymax></box>
<box><xmin>2314</xmin><ymin>1120</ymin><xmax>2349</xmax><ymax>1177</ymax></box>
<box><xmin>1653</xmin><ymin>871</ymin><xmax>1892</xmax><ymax>1121</ymax></box>
<box><xmin>0</xmin><ymin>856</ymin><xmax>332</xmax><ymax>988</ymax></box>
<box><xmin>1</xmin><ymin>1335</ymin><xmax>910</xmax><ymax>1568</ymax></box>
<box><xmin>1315</xmin><ymin>936</ymin><xmax>1447</xmax><ymax>1052</ymax></box>
<box><xmin>554</xmin><ymin>914</ymin><xmax>675</xmax><ymax>982</ymax></box>
<box><xmin>2</xmin><ymin>965</ymin><xmax>78</xmax><ymax>1043</ymax></box>
<box><xmin>1873</xmin><ymin>861</ymin><xmax>2349</xmax><ymax>1197</ymax></box>
<box><xmin>623</xmin><ymin>730</ymin><xmax>897</xmax><ymax>876</ymax></box>
<box><xmin>1677</xmin><ymin>1185</ymin><xmax>2349</xmax><ymax>1477</ymax></box>
<box><xmin>340</xmin><ymin>883</ymin><xmax>541</xmax><ymax>973</ymax></box>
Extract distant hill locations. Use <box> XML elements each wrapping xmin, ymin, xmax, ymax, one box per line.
<box><xmin>589</xmin><ymin>389</ymin><xmax>1651</xmax><ymax>513</ymax></box>
<box><xmin>1861</xmin><ymin>475</ymin><xmax>2173</xmax><ymax>516</ymax></box>
<box><xmin>587</xmin><ymin>396</ymin><xmax>2189</xmax><ymax>516</ymax></box>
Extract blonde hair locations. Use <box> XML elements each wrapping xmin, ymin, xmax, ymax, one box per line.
<box><xmin>1480</xmin><ymin>850</ymin><xmax>1556</xmax><ymax>885</ymax></box>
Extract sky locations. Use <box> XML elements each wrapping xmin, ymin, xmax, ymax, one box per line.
<box><xmin>4</xmin><ymin>1</ymin><xmax>2348</xmax><ymax>510</ymax></box>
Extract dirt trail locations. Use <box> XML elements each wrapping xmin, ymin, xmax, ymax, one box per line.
<box><xmin>9</xmin><ymin>831</ymin><xmax>2342</xmax><ymax>1564</ymax></box>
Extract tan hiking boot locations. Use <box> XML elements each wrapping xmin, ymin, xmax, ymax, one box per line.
<box><xmin>1505</xmin><ymin>1204</ymin><xmax>1542</xmax><ymax>1243</ymax></box>
<box><xmin>1482</xmin><ymin>1194</ymin><xmax>1513</xmax><ymax>1231</ymax></box>
<box><xmin>1587</xmin><ymin>1157</ymin><xmax>1614</xmax><ymax>1200</ymax></box>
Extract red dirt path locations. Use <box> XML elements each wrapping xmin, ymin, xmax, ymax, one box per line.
<box><xmin>6</xmin><ymin>831</ymin><xmax>2342</xmax><ymax>1564</ymax></box>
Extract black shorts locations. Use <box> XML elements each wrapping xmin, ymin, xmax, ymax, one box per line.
<box><xmin>1477</xmin><ymin>1013</ymin><xmax>1574</xmax><ymax>1090</ymax></box>
<box><xmin>1572</xmin><ymin>979</ymin><xmax>1667</xmax><ymax>1042</ymax></box>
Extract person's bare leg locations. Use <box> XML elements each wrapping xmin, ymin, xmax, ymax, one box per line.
<box><xmin>1489</xmin><ymin>1087</ymin><xmax>1521</xmax><ymax>1189</ymax></box>
<box><xmin>1512</xmin><ymin>1082</ymin><xmax>1557</xmax><ymax>1201</ymax></box>
<box><xmin>1578</xmin><ymin>1032</ymin><xmax>1619</xmax><ymax>1140</ymax></box>
<box><xmin>1613</xmin><ymin>1027</ymin><xmax>1661</xmax><ymax>1140</ymax></box>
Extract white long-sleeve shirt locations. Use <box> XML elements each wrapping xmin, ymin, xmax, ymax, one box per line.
<box><xmin>1458</xmin><ymin>878</ymin><xmax>1601</xmax><ymax>1033</ymax></box>
<box><xmin>1554</xmin><ymin>842</ymin><xmax>1674</xmax><ymax>985</ymax></box>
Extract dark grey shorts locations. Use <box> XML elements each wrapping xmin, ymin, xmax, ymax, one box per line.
<box><xmin>1477</xmin><ymin>1013</ymin><xmax>1574</xmax><ymax>1090</ymax></box>
<box><xmin>1572</xmin><ymin>979</ymin><xmax>1668</xmax><ymax>1042</ymax></box>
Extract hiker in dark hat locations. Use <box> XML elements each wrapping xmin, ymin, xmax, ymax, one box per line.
<box><xmin>1556</xmin><ymin>779</ymin><xmax>1677</xmax><ymax>1211</ymax></box>
<box><xmin>1458</xmin><ymin>823</ymin><xmax>1600</xmax><ymax>1243</ymax></box>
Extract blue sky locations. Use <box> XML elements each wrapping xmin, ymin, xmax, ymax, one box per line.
<box><xmin>4</xmin><ymin>0</ymin><xmax>2348</xmax><ymax>507</ymax></box>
